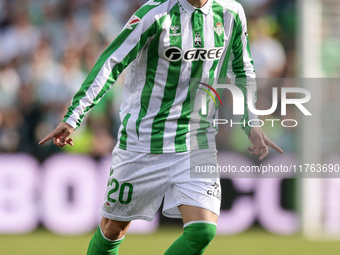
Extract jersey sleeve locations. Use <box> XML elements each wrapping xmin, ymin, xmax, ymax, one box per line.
<box><xmin>227</xmin><ymin>5</ymin><xmax>257</xmax><ymax>137</ymax></box>
<box><xmin>62</xmin><ymin>7</ymin><xmax>160</xmax><ymax>129</ymax></box>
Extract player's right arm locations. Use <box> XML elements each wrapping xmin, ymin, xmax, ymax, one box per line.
<box><xmin>39</xmin><ymin>1</ymin><xmax>167</xmax><ymax>147</ymax></box>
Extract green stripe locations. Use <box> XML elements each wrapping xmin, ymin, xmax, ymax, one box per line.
<box><xmin>211</xmin><ymin>2</ymin><xmax>225</xmax><ymax>108</ymax></box>
<box><xmin>134</xmin><ymin>0</ymin><xmax>168</xmax><ymax>19</ymax></box>
<box><xmin>174</xmin><ymin>9</ymin><xmax>207</xmax><ymax>152</ymax></box>
<box><xmin>244</xmin><ymin>33</ymin><xmax>256</xmax><ymax>136</ymax></box>
<box><xmin>230</xmin><ymin>13</ymin><xmax>250</xmax><ymax>136</ymax></box>
<box><xmin>193</xmin><ymin>10</ymin><xmax>209</xmax><ymax>150</ymax></box>
<box><xmin>209</xmin><ymin>1</ymin><xmax>225</xmax><ymax>81</ymax></box>
<box><xmin>222</xmin><ymin>9</ymin><xmax>254</xmax><ymax>136</ymax></box>
<box><xmin>200</xmin><ymin>2</ymin><xmax>225</xmax><ymax>137</ymax></box>
<box><xmin>135</xmin><ymin>16</ymin><xmax>167</xmax><ymax>138</ymax></box>
<box><xmin>246</xmin><ymin>33</ymin><xmax>254</xmax><ymax>66</ymax></box>
<box><xmin>63</xmin><ymin>2</ymin><xmax>166</xmax><ymax>128</ymax></box>
<box><xmin>119</xmin><ymin>113</ymin><xmax>132</xmax><ymax>150</ymax></box>
<box><xmin>150</xmin><ymin>4</ymin><xmax>182</xmax><ymax>153</ymax></box>
<box><xmin>218</xmin><ymin>10</ymin><xmax>239</xmax><ymax>81</ymax></box>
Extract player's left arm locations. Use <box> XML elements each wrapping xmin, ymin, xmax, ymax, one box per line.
<box><xmin>228</xmin><ymin>4</ymin><xmax>256</xmax><ymax>137</ymax></box>
<box><xmin>229</xmin><ymin>5</ymin><xmax>283</xmax><ymax>160</ymax></box>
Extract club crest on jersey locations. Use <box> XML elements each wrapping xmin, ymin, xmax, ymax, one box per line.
<box><xmin>170</xmin><ymin>25</ymin><xmax>180</xmax><ymax>36</ymax></box>
<box><xmin>194</xmin><ymin>32</ymin><xmax>202</xmax><ymax>47</ymax></box>
<box><xmin>126</xmin><ymin>15</ymin><xmax>141</xmax><ymax>30</ymax></box>
<box><xmin>214</xmin><ymin>21</ymin><xmax>224</xmax><ymax>36</ymax></box>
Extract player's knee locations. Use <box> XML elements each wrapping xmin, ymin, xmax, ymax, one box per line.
<box><xmin>101</xmin><ymin>225</ymin><xmax>124</xmax><ymax>240</ymax></box>
<box><xmin>100</xmin><ymin>218</ymin><xmax>129</xmax><ymax>240</ymax></box>
<box><xmin>194</xmin><ymin>224</ymin><xmax>216</xmax><ymax>245</ymax></box>
<box><xmin>184</xmin><ymin>222</ymin><xmax>216</xmax><ymax>248</ymax></box>
<box><xmin>201</xmin><ymin>225</ymin><xmax>216</xmax><ymax>244</ymax></box>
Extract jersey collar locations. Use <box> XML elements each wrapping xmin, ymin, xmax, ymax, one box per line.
<box><xmin>178</xmin><ymin>0</ymin><xmax>213</xmax><ymax>15</ymax></box>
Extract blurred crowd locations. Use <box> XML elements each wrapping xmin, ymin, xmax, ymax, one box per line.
<box><xmin>0</xmin><ymin>0</ymin><xmax>296</xmax><ymax>160</ymax></box>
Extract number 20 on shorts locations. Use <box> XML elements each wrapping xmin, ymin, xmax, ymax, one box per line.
<box><xmin>107</xmin><ymin>178</ymin><xmax>133</xmax><ymax>205</ymax></box>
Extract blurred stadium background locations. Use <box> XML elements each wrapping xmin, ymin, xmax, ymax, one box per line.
<box><xmin>1</xmin><ymin>0</ymin><xmax>340</xmax><ymax>254</ymax></box>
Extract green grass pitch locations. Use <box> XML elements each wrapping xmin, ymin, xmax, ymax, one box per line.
<box><xmin>1</xmin><ymin>227</ymin><xmax>339</xmax><ymax>255</ymax></box>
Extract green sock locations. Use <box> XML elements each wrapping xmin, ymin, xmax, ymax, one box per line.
<box><xmin>164</xmin><ymin>222</ymin><xmax>217</xmax><ymax>255</ymax></box>
<box><xmin>87</xmin><ymin>226</ymin><xmax>124</xmax><ymax>255</ymax></box>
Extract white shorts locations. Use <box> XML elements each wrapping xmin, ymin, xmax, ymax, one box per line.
<box><xmin>100</xmin><ymin>146</ymin><xmax>221</xmax><ymax>222</ymax></box>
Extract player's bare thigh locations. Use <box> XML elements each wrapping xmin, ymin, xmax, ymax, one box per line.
<box><xmin>179</xmin><ymin>205</ymin><xmax>218</xmax><ymax>224</ymax></box>
<box><xmin>100</xmin><ymin>217</ymin><xmax>131</xmax><ymax>240</ymax></box>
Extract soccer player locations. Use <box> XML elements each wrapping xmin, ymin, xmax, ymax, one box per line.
<box><xmin>39</xmin><ymin>0</ymin><xmax>283</xmax><ymax>254</ymax></box>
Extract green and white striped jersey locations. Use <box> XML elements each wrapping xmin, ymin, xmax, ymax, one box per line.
<box><xmin>63</xmin><ymin>0</ymin><xmax>256</xmax><ymax>153</ymax></box>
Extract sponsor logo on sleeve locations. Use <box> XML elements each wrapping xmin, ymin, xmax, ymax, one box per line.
<box><xmin>126</xmin><ymin>15</ymin><xmax>141</xmax><ymax>30</ymax></box>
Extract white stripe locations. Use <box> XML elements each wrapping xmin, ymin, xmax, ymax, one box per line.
<box><xmin>202</xmin><ymin>10</ymin><xmax>215</xmax><ymax>77</ymax></box>
<box><xmin>183</xmin><ymin>220</ymin><xmax>217</xmax><ymax>228</ymax></box>
<box><xmin>216</xmin><ymin>10</ymin><xmax>234</xmax><ymax>79</ymax></box>
<box><xmin>240</xmin><ymin>32</ymin><xmax>257</xmax><ymax>121</ymax></box>
<box><xmin>183</xmin><ymin>13</ymin><xmax>195</xmax><ymax>151</ymax></box>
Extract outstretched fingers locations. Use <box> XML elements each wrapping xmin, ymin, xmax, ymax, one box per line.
<box><xmin>59</xmin><ymin>129</ymin><xmax>72</xmax><ymax>146</ymax></box>
<box><xmin>248</xmin><ymin>127</ymin><xmax>284</xmax><ymax>161</ymax></box>
<box><xmin>39</xmin><ymin>122</ymin><xmax>75</xmax><ymax>148</ymax></box>
<box><xmin>247</xmin><ymin>146</ymin><xmax>255</xmax><ymax>153</ymax></box>
<box><xmin>66</xmin><ymin>138</ymin><xmax>74</xmax><ymax>146</ymax></box>
<box><xmin>251</xmin><ymin>147</ymin><xmax>262</xmax><ymax>156</ymax></box>
<box><xmin>39</xmin><ymin>130</ymin><xmax>61</xmax><ymax>145</ymax></box>
<box><xmin>264</xmin><ymin>136</ymin><xmax>284</xmax><ymax>154</ymax></box>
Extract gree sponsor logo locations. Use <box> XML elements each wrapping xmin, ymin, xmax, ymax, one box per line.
<box><xmin>164</xmin><ymin>47</ymin><xmax>224</xmax><ymax>62</ymax></box>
